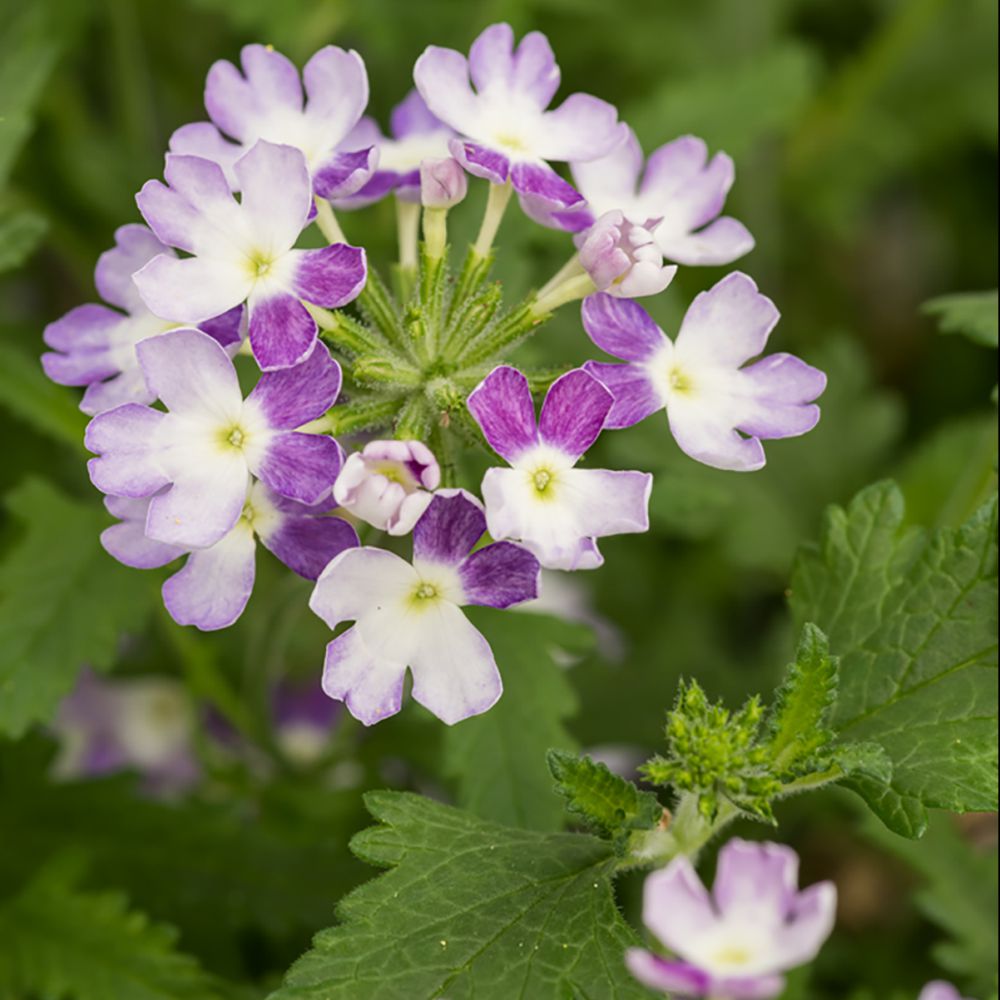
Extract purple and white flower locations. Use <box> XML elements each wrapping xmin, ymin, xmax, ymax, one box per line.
<box><xmin>626</xmin><ymin>839</ymin><xmax>837</xmax><ymax>999</ymax></box>
<box><xmin>270</xmin><ymin>681</ymin><xmax>343</xmax><ymax>766</ymax></box>
<box><xmin>135</xmin><ymin>140</ymin><xmax>366</xmax><ymax>370</ymax></box>
<box><xmin>568</xmin><ymin>128</ymin><xmax>755</xmax><ymax>265</ymax></box>
<box><xmin>169</xmin><ymin>43</ymin><xmax>375</xmax><ymax>201</ymax></box>
<box><xmin>42</xmin><ymin>224</ymin><xmax>243</xmax><ymax>415</ymax></box>
<box><xmin>52</xmin><ymin>671</ymin><xmax>200</xmax><ymax>796</ymax></box>
<box><xmin>582</xmin><ymin>273</ymin><xmax>827</xmax><ymax>472</ymax></box>
<box><xmin>309</xmin><ymin>490</ymin><xmax>540</xmax><ymax>726</ymax></box>
<box><xmin>333</xmin><ymin>440</ymin><xmax>440</xmax><ymax>535</ymax></box>
<box><xmin>577</xmin><ymin>210</ymin><xmax>676</xmax><ymax>298</ymax></box>
<box><xmin>101</xmin><ymin>480</ymin><xmax>357</xmax><ymax>631</ymax></box>
<box><xmin>919</xmin><ymin>983</ymin><xmax>975</xmax><ymax>1000</ymax></box>
<box><xmin>86</xmin><ymin>327</ymin><xmax>344</xmax><ymax>550</ymax></box>
<box><xmin>335</xmin><ymin>90</ymin><xmax>456</xmax><ymax>208</ymax></box>
<box><xmin>467</xmin><ymin>366</ymin><xmax>651</xmax><ymax>570</ymax></box>
<box><xmin>414</xmin><ymin>22</ymin><xmax>622</xmax><ymax>212</ymax></box>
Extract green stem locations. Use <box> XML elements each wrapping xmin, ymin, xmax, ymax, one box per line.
<box><xmin>537</xmin><ymin>253</ymin><xmax>584</xmax><ymax>300</ymax></box>
<box><xmin>473</xmin><ymin>181</ymin><xmax>512</xmax><ymax>258</ymax></box>
<box><xmin>396</xmin><ymin>198</ymin><xmax>420</xmax><ymax>276</ymax></box>
<box><xmin>531</xmin><ymin>273</ymin><xmax>596</xmax><ymax>316</ymax></box>
<box><xmin>621</xmin><ymin>794</ymin><xmax>739</xmax><ymax>870</ymax></box>
<box><xmin>313</xmin><ymin>197</ymin><xmax>347</xmax><ymax>244</ymax></box>
<box><xmin>458</xmin><ymin>301</ymin><xmax>546</xmax><ymax>367</ymax></box>
<box><xmin>422</xmin><ymin>206</ymin><xmax>448</xmax><ymax>261</ymax></box>
<box><xmin>357</xmin><ymin>267</ymin><xmax>408</xmax><ymax>348</ymax></box>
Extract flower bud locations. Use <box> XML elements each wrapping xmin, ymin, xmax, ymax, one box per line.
<box><xmin>578</xmin><ymin>210</ymin><xmax>676</xmax><ymax>298</ymax></box>
<box><xmin>419</xmin><ymin>156</ymin><xmax>468</xmax><ymax>209</ymax></box>
<box><xmin>333</xmin><ymin>440</ymin><xmax>440</xmax><ymax>535</ymax></box>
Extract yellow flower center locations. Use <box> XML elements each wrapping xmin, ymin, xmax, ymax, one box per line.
<box><xmin>668</xmin><ymin>366</ymin><xmax>693</xmax><ymax>393</ymax></box>
<box><xmin>713</xmin><ymin>944</ymin><xmax>752</xmax><ymax>967</ymax></box>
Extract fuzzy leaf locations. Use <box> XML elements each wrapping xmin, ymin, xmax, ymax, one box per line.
<box><xmin>790</xmin><ymin>481</ymin><xmax>998</xmax><ymax>836</ymax></box>
<box><xmin>442</xmin><ymin>611</ymin><xmax>586</xmax><ymax>830</ymax></box>
<box><xmin>0</xmin><ymin>857</ymin><xmax>220</xmax><ymax>1000</ymax></box>
<box><xmin>547</xmin><ymin>749</ymin><xmax>662</xmax><ymax>840</ymax></box>
<box><xmin>269</xmin><ymin>791</ymin><xmax>649</xmax><ymax>1000</ymax></box>
<box><xmin>924</xmin><ymin>290</ymin><xmax>999</xmax><ymax>348</ymax></box>
<box><xmin>0</xmin><ymin>478</ymin><xmax>156</xmax><ymax>736</ymax></box>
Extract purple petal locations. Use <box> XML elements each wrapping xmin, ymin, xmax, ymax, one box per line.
<box><xmin>920</xmin><ymin>983</ymin><xmax>969</xmax><ymax>1000</ymax></box>
<box><xmin>42</xmin><ymin>344</ymin><xmax>120</xmax><ymax>387</ymax></box>
<box><xmin>449</xmin><ymin>139</ymin><xmax>510</xmax><ymax>186</ymax></box>
<box><xmin>197</xmin><ymin>304</ymin><xmax>245</xmax><ymax>349</ymax></box>
<box><xmin>81</xmin><ymin>368</ymin><xmax>154</xmax><ymax>417</ymax></box>
<box><xmin>132</xmin><ymin>253</ymin><xmax>249</xmax><ymax>326</ymax></box>
<box><xmin>468</xmin><ymin>23</ymin><xmax>516</xmax><ymax>93</ymax></box>
<box><xmin>136</xmin><ymin>328</ymin><xmax>243</xmax><ymax>422</ymax></box>
<box><xmin>161</xmin><ymin>154</ymin><xmax>240</xmax><ymax>248</ymax></box>
<box><xmin>581</xmin><ymin>292</ymin><xmax>668</xmax><ymax>362</ymax></box>
<box><xmin>390</xmin><ymin>89</ymin><xmax>442</xmax><ymax>139</ymax></box>
<box><xmin>510</xmin><ymin>161</ymin><xmax>583</xmax><ymax>209</ymax></box>
<box><xmin>625</xmin><ymin>951</ymin><xmax>711</xmax><ymax>996</ymax></box>
<box><xmin>769</xmin><ymin>880</ymin><xmax>838</xmax><ymax>970</ymax></box>
<box><xmin>86</xmin><ymin>404</ymin><xmax>169</xmax><ymax>497</ymax></box>
<box><xmin>95</xmin><ymin>225</ymin><xmax>170</xmax><ymax>313</ymax></box>
<box><xmin>657</xmin><ymin>215</ymin><xmax>754</xmax><ymax>266</ymax></box>
<box><xmin>332</xmin><ymin>168</ymin><xmax>401</xmax><ymax>210</ymax></box>
<box><xmin>714</xmin><ymin>840</ymin><xmax>798</xmax><ymax>920</ymax></box>
<box><xmin>538</xmin><ymin>368</ymin><xmax>612</xmax><ymax>459</ymax></box>
<box><xmin>643</xmin><ymin>856</ymin><xmax>718</xmax><ymax>957</ymax></box>
<box><xmin>666</xmin><ymin>399</ymin><xmax>767</xmax><ymax>473</ymax></box>
<box><xmin>518</xmin><ymin>193</ymin><xmax>593</xmax><ymax>233</ymax></box>
<box><xmin>640</xmin><ymin>135</ymin><xmax>710</xmax><ymax>201</ymax></box>
<box><xmin>509</xmin><ymin>31</ymin><xmax>561</xmax><ymax>106</ymax></box>
<box><xmin>248</xmin><ymin>291</ymin><xmax>318</xmax><ymax>371</ymax></box>
<box><xmin>559</xmin><ymin>468</ymin><xmax>651</xmax><ymax>538</ymax></box>
<box><xmin>735</xmin><ymin>354</ymin><xmax>826</xmax><ymax>439</ymax></box>
<box><xmin>668</xmin><ymin>151</ymin><xmax>735</xmax><ymax>232</ymax></box>
<box><xmin>301</xmin><ymin>45</ymin><xmax>369</xmax><ymax>145</ymax></box>
<box><xmin>571</xmin><ymin>126</ymin><xmax>644</xmax><ymax>210</ymax></box>
<box><xmin>162</xmin><ymin>523</ymin><xmax>256</xmax><ymax>631</ymax></box>
<box><xmin>466</xmin><ymin>365</ymin><xmax>538</xmax><ymax>462</ymax></box>
<box><xmin>414</xmin><ymin>46</ymin><xmax>480</xmax><ymax>138</ymax></box>
<box><xmin>583</xmin><ymin>361</ymin><xmax>662</xmax><ymax>429</ymax></box>
<box><xmin>205</xmin><ymin>44</ymin><xmax>302</xmax><ymax>142</ymax></box>
<box><xmin>534</xmin><ymin>93</ymin><xmax>622</xmax><ymax>162</ymax></box>
<box><xmin>675</xmin><ymin>271</ymin><xmax>779</xmax><ymax>368</ymax></box>
<box><xmin>312</xmin><ymin>147</ymin><xmax>377</xmax><ymax>200</ymax></box>
<box><xmin>290</xmin><ymin>243</ymin><xmax>367</xmax><ymax>308</ymax></box>
<box><xmin>43</xmin><ymin>303</ymin><xmax>122</xmax><ymax>354</ymax></box>
<box><xmin>260</xmin><ymin>510</ymin><xmax>358</xmax><ymax>580</ymax></box>
<box><xmin>233</xmin><ymin>140</ymin><xmax>311</xmax><ymax>255</ymax></box>
<box><xmin>408</xmin><ymin>603</ymin><xmax>502</xmax><ymax>725</ymax></box>
<box><xmin>168</xmin><ymin>122</ymin><xmax>241</xmax><ymax>187</ymax></box>
<box><xmin>321</xmin><ymin>626</ymin><xmax>406</xmax><ymax>726</ymax></box>
<box><xmin>100</xmin><ymin>497</ymin><xmax>184</xmax><ymax>569</ymax></box>
<box><xmin>459</xmin><ymin>541</ymin><xmax>539</xmax><ymax>608</ymax></box>
<box><xmin>253</xmin><ymin>431</ymin><xmax>342</xmax><ymax>505</ymax></box>
<box><xmin>246</xmin><ymin>340</ymin><xmax>341</xmax><ymax>429</ymax></box>
<box><xmin>412</xmin><ymin>491</ymin><xmax>485</xmax><ymax>567</ymax></box>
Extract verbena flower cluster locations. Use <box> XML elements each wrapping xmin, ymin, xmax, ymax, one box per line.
<box><xmin>42</xmin><ymin>24</ymin><xmax>831</xmax><ymax>997</ymax></box>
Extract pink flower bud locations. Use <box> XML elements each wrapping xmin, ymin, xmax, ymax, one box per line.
<box><xmin>419</xmin><ymin>157</ymin><xmax>468</xmax><ymax>209</ymax></box>
<box><xmin>578</xmin><ymin>210</ymin><xmax>676</xmax><ymax>298</ymax></box>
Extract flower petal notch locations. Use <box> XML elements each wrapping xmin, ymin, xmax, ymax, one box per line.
<box><xmin>334</xmin><ymin>440</ymin><xmax>441</xmax><ymax>535</ymax></box>
<box><xmin>42</xmin><ymin>224</ymin><xmax>243</xmax><ymax>415</ymax></box>
<box><xmin>414</xmin><ymin>22</ymin><xmax>622</xmax><ymax>211</ymax></box>
<box><xmin>169</xmin><ymin>43</ymin><xmax>376</xmax><ymax>200</ymax></box>
<box><xmin>626</xmin><ymin>838</ymin><xmax>837</xmax><ymax>999</ymax></box>
<box><xmin>467</xmin><ymin>365</ymin><xmax>652</xmax><ymax>570</ymax></box>
<box><xmin>86</xmin><ymin>328</ymin><xmax>345</xmax><ymax>550</ymax></box>
<box><xmin>308</xmin><ymin>491</ymin><xmax>540</xmax><ymax>726</ymax></box>
<box><xmin>568</xmin><ymin>128</ymin><xmax>755</xmax><ymax>264</ymax></box>
<box><xmin>582</xmin><ymin>273</ymin><xmax>827</xmax><ymax>472</ymax></box>
<box><xmin>134</xmin><ymin>140</ymin><xmax>366</xmax><ymax>370</ymax></box>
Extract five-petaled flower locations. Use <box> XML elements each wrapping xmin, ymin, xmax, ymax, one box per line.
<box><xmin>582</xmin><ymin>273</ymin><xmax>826</xmax><ymax>472</ymax></box>
<box><xmin>169</xmin><ymin>43</ymin><xmax>376</xmax><ymax>201</ymax></box>
<box><xmin>415</xmin><ymin>22</ymin><xmax>622</xmax><ymax>212</ymax></box>
<box><xmin>85</xmin><ymin>327</ymin><xmax>345</xmax><ymax>550</ymax></box>
<box><xmin>626</xmin><ymin>838</ymin><xmax>837</xmax><ymax>999</ymax></box>
<box><xmin>42</xmin><ymin>224</ymin><xmax>243</xmax><ymax>415</ymax></box>
<box><xmin>135</xmin><ymin>139</ymin><xmax>366</xmax><ymax>371</ymax></box>
<box><xmin>467</xmin><ymin>366</ymin><xmax>651</xmax><ymax>570</ymax></box>
<box><xmin>309</xmin><ymin>491</ymin><xmax>540</xmax><ymax>726</ymax></box>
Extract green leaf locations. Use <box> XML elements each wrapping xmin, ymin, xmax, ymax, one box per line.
<box><xmin>865</xmin><ymin>812</ymin><xmax>998</xmax><ymax>996</ymax></box>
<box><xmin>790</xmin><ymin>481</ymin><xmax>999</xmax><ymax>836</ymax></box>
<box><xmin>766</xmin><ymin>624</ymin><xmax>838</xmax><ymax>771</ymax></box>
<box><xmin>269</xmin><ymin>791</ymin><xmax>649</xmax><ymax>1000</ymax></box>
<box><xmin>0</xmin><ymin>340</ymin><xmax>87</xmax><ymax>447</ymax></box>
<box><xmin>924</xmin><ymin>291</ymin><xmax>999</xmax><ymax>348</ymax></box>
<box><xmin>441</xmin><ymin>611</ymin><xmax>585</xmax><ymax>830</ymax></box>
<box><xmin>0</xmin><ymin>857</ymin><xmax>221</xmax><ymax>1000</ymax></box>
<box><xmin>0</xmin><ymin>478</ymin><xmax>155</xmax><ymax>736</ymax></box>
<box><xmin>547</xmin><ymin>749</ymin><xmax>663</xmax><ymax>841</ymax></box>
<box><xmin>0</xmin><ymin>207</ymin><xmax>48</xmax><ymax>272</ymax></box>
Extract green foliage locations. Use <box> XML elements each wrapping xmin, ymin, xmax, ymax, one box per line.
<box><xmin>442</xmin><ymin>611</ymin><xmax>585</xmax><ymax>830</ymax></box>
<box><xmin>547</xmin><ymin>749</ymin><xmax>663</xmax><ymax>843</ymax></box>
<box><xmin>924</xmin><ymin>291</ymin><xmax>999</xmax><ymax>348</ymax></box>
<box><xmin>791</xmin><ymin>482</ymin><xmax>999</xmax><ymax>836</ymax></box>
<box><xmin>269</xmin><ymin>791</ymin><xmax>649</xmax><ymax>1000</ymax></box>
<box><xmin>0</xmin><ymin>856</ymin><xmax>220</xmax><ymax>1000</ymax></box>
<box><xmin>0</xmin><ymin>207</ymin><xmax>48</xmax><ymax>273</ymax></box>
<box><xmin>0</xmin><ymin>479</ymin><xmax>157</xmax><ymax>737</ymax></box>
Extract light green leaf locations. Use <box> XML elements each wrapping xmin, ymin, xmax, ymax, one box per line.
<box><xmin>0</xmin><ymin>478</ymin><xmax>155</xmax><ymax>736</ymax></box>
<box><xmin>547</xmin><ymin>749</ymin><xmax>663</xmax><ymax>841</ymax></box>
<box><xmin>0</xmin><ymin>340</ymin><xmax>87</xmax><ymax>447</ymax></box>
<box><xmin>924</xmin><ymin>291</ymin><xmax>999</xmax><ymax>348</ymax></box>
<box><xmin>0</xmin><ymin>207</ymin><xmax>48</xmax><ymax>272</ymax></box>
<box><xmin>441</xmin><ymin>610</ymin><xmax>585</xmax><ymax>830</ymax></box>
<box><xmin>0</xmin><ymin>857</ymin><xmax>221</xmax><ymax>1000</ymax></box>
<box><xmin>790</xmin><ymin>481</ymin><xmax>998</xmax><ymax>836</ymax></box>
<box><xmin>269</xmin><ymin>791</ymin><xmax>650</xmax><ymax>1000</ymax></box>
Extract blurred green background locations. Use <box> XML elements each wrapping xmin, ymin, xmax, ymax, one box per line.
<box><xmin>0</xmin><ymin>0</ymin><xmax>996</xmax><ymax>998</ymax></box>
